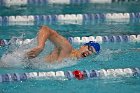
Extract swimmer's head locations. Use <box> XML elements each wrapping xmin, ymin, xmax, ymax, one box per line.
<box><xmin>79</xmin><ymin>41</ymin><xmax>100</xmax><ymax>58</ymax></box>
<box><xmin>84</xmin><ymin>41</ymin><xmax>100</xmax><ymax>53</ymax></box>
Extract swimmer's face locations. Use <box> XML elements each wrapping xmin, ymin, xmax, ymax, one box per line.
<box><xmin>79</xmin><ymin>45</ymin><xmax>96</xmax><ymax>58</ymax></box>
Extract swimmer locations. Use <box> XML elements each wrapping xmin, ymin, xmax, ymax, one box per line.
<box><xmin>27</xmin><ymin>26</ymin><xmax>100</xmax><ymax>62</ymax></box>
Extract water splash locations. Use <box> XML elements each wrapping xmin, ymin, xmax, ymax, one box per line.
<box><xmin>93</xmin><ymin>49</ymin><xmax>122</xmax><ymax>62</ymax></box>
<box><xmin>0</xmin><ymin>36</ymin><xmax>77</xmax><ymax>69</ymax></box>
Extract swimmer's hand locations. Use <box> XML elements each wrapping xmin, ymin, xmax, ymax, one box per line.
<box><xmin>26</xmin><ymin>46</ymin><xmax>43</xmax><ymax>59</ymax></box>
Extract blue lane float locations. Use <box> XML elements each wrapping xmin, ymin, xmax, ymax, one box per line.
<box><xmin>0</xmin><ymin>0</ymin><xmax>3</xmax><ymax>5</ymax></box>
<box><xmin>0</xmin><ymin>67</ymin><xmax>139</xmax><ymax>82</ymax></box>
<box><xmin>0</xmin><ymin>13</ymin><xmax>140</xmax><ymax>25</ymax></box>
<box><xmin>0</xmin><ymin>35</ymin><xmax>140</xmax><ymax>47</ymax></box>
<box><xmin>0</xmin><ymin>0</ymin><xmax>139</xmax><ymax>6</ymax></box>
<box><xmin>68</xmin><ymin>34</ymin><xmax>140</xmax><ymax>44</ymax></box>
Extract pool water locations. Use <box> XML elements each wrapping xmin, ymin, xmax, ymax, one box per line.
<box><xmin>0</xmin><ymin>2</ymin><xmax>140</xmax><ymax>93</ymax></box>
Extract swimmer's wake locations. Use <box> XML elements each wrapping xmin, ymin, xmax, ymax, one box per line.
<box><xmin>0</xmin><ymin>36</ymin><xmax>77</xmax><ymax>69</ymax></box>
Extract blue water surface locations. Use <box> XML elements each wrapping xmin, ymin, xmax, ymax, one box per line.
<box><xmin>0</xmin><ymin>2</ymin><xmax>140</xmax><ymax>93</ymax></box>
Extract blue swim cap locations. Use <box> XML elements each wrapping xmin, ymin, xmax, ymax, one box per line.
<box><xmin>84</xmin><ymin>41</ymin><xmax>100</xmax><ymax>53</ymax></box>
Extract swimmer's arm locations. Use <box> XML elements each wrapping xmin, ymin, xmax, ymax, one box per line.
<box><xmin>27</xmin><ymin>26</ymin><xmax>55</xmax><ymax>58</ymax></box>
<box><xmin>45</xmin><ymin>48</ymin><xmax>59</xmax><ymax>62</ymax></box>
<box><xmin>45</xmin><ymin>49</ymin><xmax>71</xmax><ymax>62</ymax></box>
<box><xmin>36</xmin><ymin>26</ymin><xmax>52</xmax><ymax>49</ymax></box>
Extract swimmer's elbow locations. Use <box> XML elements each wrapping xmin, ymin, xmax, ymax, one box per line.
<box><xmin>66</xmin><ymin>45</ymin><xmax>73</xmax><ymax>53</ymax></box>
<box><xmin>41</xmin><ymin>26</ymin><xmax>53</xmax><ymax>32</ymax></box>
<box><xmin>41</xmin><ymin>25</ymin><xmax>50</xmax><ymax>30</ymax></box>
<box><xmin>41</xmin><ymin>25</ymin><xmax>57</xmax><ymax>36</ymax></box>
